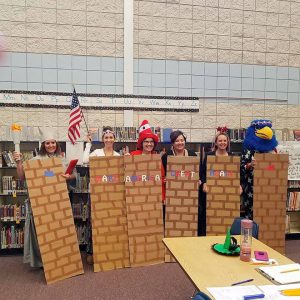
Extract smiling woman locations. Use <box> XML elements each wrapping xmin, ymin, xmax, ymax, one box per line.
<box><xmin>11</xmin><ymin>127</ymin><xmax>75</xmax><ymax>269</ymax></box>
<box><xmin>82</xmin><ymin>126</ymin><xmax>120</xmax><ymax>165</ymax></box>
<box><xmin>201</xmin><ymin>131</ymin><xmax>232</xmax><ymax>194</ymax></box>
<box><xmin>130</xmin><ymin>120</ymin><xmax>159</xmax><ymax>155</ymax></box>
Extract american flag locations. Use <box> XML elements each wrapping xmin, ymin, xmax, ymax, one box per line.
<box><xmin>68</xmin><ymin>89</ymin><xmax>82</xmax><ymax>144</ymax></box>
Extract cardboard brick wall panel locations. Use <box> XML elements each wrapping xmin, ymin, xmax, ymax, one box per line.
<box><xmin>206</xmin><ymin>156</ymin><xmax>240</xmax><ymax>236</ymax></box>
<box><xmin>23</xmin><ymin>157</ymin><xmax>83</xmax><ymax>284</ymax></box>
<box><xmin>89</xmin><ymin>156</ymin><xmax>130</xmax><ymax>272</ymax></box>
<box><xmin>165</xmin><ymin>156</ymin><xmax>199</xmax><ymax>262</ymax></box>
<box><xmin>253</xmin><ymin>153</ymin><xmax>288</xmax><ymax>254</ymax></box>
<box><xmin>124</xmin><ymin>154</ymin><xmax>164</xmax><ymax>267</ymax></box>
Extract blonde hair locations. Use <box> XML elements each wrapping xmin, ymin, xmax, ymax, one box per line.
<box><xmin>212</xmin><ymin>132</ymin><xmax>230</xmax><ymax>152</ymax></box>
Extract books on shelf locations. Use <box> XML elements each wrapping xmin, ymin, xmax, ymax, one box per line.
<box><xmin>75</xmin><ymin>224</ymin><xmax>89</xmax><ymax>245</ymax></box>
<box><xmin>289</xmin><ymin>180</ymin><xmax>300</xmax><ymax>188</ymax></box>
<box><xmin>74</xmin><ymin>175</ymin><xmax>89</xmax><ymax>193</ymax></box>
<box><xmin>72</xmin><ymin>202</ymin><xmax>89</xmax><ymax>221</ymax></box>
<box><xmin>0</xmin><ymin>204</ymin><xmax>26</xmax><ymax>221</ymax></box>
<box><xmin>228</xmin><ymin>128</ymin><xmax>246</xmax><ymax>142</ymax></box>
<box><xmin>1</xmin><ymin>176</ymin><xmax>27</xmax><ymax>194</ymax></box>
<box><xmin>286</xmin><ymin>214</ymin><xmax>291</xmax><ymax>233</ymax></box>
<box><xmin>1</xmin><ymin>151</ymin><xmax>16</xmax><ymax>167</ymax></box>
<box><xmin>113</xmin><ymin>126</ymin><xmax>137</xmax><ymax>142</ymax></box>
<box><xmin>1</xmin><ymin>226</ymin><xmax>24</xmax><ymax>249</ymax></box>
<box><xmin>287</xmin><ymin>191</ymin><xmax>300</xmax><ymax>211</ymax></box>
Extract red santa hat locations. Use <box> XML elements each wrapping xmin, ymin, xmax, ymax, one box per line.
<box><xmin>137</xmin><ymin>120</ymin><xmax>159</xmax><ymax>150</ymax></box>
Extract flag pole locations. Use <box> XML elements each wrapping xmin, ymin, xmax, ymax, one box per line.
<box><xmin>72</xmin><ymin>87</ymin><xmax>89</xmax><ymax>133</ymax></box>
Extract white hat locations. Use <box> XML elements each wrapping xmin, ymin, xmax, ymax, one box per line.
<box><xmin>39</xmin><ymin>127</ymin><xmax>57</xmax><ymax>143</ymax></box>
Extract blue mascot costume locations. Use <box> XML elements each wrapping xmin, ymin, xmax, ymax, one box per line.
<box><xmin>241</xmin><ymin>119</ymin><xmax>278</xmax><ymax>219</ymax></box>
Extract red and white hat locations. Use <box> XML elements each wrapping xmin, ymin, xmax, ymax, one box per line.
<box><xmin>137</xmin><ymin>120</ymin><xmax>159</xmax><ymax>150</ymax></box>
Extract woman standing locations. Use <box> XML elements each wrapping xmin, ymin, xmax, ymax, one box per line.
<box><xmin>161</xmin><ymin>130</ymin><xmax>198</xmax><ymax>204</ymax></box>
<box><xmin>82</xmin><ymin>126</ymin><xmax>120</xmax><ymax>164</ymax></box>
<box><xmin>201</xmin><ymin>131</ymin><xmax>231</xmax><ymax>193</ymax></box>
<box><xmin>82</xmin><ymin>126</ymin><xmax>120</xmax><ymax>264</ymax></box>
<box><xmin>13</xmin><ymin>128</ymin><xmax>74</xmax><ymax>268</ymax></box>
<box><xmin>130</xmin><ymin>120</ymin><xmax>158</xmax><ymax>155</ymax></box>
<box><xmin>161</xmin><ymin>130</ymin><xmax>197</xmax><ymax>173</ymax></box>
<box><xmin>199</xmin><ymin>129</ymin><xmax>232</xmax><ymax>235</ymax></box>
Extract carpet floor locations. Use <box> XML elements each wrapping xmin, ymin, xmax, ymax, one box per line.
<box><xmin>0</xmin><ymin>240</ymin><xmax>299</xmax><ymax>300</ymax></box>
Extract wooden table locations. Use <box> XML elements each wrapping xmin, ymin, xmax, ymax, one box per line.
<box><xmin>163</xmin><ymin>236</ymin><xmax>294</xmax><ymax>297</ymax></box>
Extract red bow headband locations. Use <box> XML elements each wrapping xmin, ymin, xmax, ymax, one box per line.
<box><xmin>216</xmin><ymin>126</ymin><xmax>228</xmax><ymax>134</ymax></box>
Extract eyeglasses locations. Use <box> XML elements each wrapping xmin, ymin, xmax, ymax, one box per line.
<box><xmin>143</xmin><ymin>140</ymin><xmax>154</xmax><ymax>144</ymax></box>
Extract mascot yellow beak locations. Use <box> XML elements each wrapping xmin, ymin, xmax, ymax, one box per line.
<box><xmin>255</xmin><ymin>126</ymin><xmax>273</xmax><ymax>140</ymax></box>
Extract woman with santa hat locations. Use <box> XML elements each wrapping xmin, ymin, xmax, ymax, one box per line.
<box><xmin>130</xmin><ymin>120</ymin><xmax>159</xmax><ymax>155</ymax></box>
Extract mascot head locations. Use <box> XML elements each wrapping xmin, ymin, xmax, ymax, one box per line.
<box><xmin>243</xmin><ymin>119</ymin><xmax>278</xmax><ymax>152</ymax></box>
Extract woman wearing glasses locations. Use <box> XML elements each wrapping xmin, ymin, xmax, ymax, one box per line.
<box><xmin>130</xmin><ymin>120</ymin><xmax>159</xmax><ymax>155</ymax></box>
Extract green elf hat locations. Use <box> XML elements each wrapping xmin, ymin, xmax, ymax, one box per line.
<box><xmin>212</xmin><ymin>228</ymin><xmax>240</xmax><ymax>256</ymax></box>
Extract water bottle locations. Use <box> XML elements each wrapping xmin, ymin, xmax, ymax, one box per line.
<box><xmin>240</xmin><ymin>219</ymin><xmax>253</xmax><ymax>262</ymax></box>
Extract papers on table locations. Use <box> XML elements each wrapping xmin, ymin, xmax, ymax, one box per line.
<box><xmin>251</xmin><ymin>258</ymin><xmax>278</xmax><ymax>265</ymax></box>
<box><xmin>207</xmin><ymin>283</ymin><xmax>300</xmax><ymax>300</ymax></box>
<box><xmin>207</xmin><ymin>285</ymin><xmax>263</xmax><ymax>300</ymax></box>
<box><xmin>258</xmin><ymin>263</ymin><xmax>300</xmax><ymax>284</ymax></box>
<box><xmin>259</xmin><ymin>283</ymin><xmax>300</xmax><ymax>299</ymax></box>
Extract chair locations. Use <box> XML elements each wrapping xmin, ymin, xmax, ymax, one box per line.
<box><xmin>192</xmin><ymin>291</ymin><xmax>212</xmax><ymax>300</ymax></box>
<box><xmin>230</xmin><ymin>217</ymin><xmax>259</xmax><ymax>239</ymax></box>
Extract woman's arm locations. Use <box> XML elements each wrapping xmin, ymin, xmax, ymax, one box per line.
<box><xmin>82</xmin><ymin>142</ymin><xmax>92</xmax><ymax>164</ymax></box>
<box><xmin>12</xmin><ymin>152</ymin><xmax>25</xmax><ymax>180</ymax></box>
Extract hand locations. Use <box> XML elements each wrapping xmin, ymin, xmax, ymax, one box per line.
<box><xmin>85</xmin><ymin>134</ymin><xmax>92</xmax><ymax>143</ymax></box>
<box><xmin>123</xmin><ymin>146</ymin><xmax>130</xmax><ymax>155</ymax></box>
<box><xmin>239</xmin><ymin>185</ymin><xmax>243</xmax><ymax>195</ymax></box>
<box><xmin>60</xmin><ymin>173</ymin><xmax>71</xmax><ymax>179</ymax></box>
<box><xmin>203</xmin><ymin>183</ymin><xmax>208</xmax><ymax>193</ymax></box>
<box><xmin>12</xmin><ymin>151</ymin><xmax>22</xmax><ymax>162</ymax></box>
<box><xmin>251</xmin><ymin>158</ymin><xmax>256</xmax><ymax>168</ymax></box>
<box><xmin>198</xmin><ymin>180</ymin><xmax>202</xmax><ymax>186</ymax></box>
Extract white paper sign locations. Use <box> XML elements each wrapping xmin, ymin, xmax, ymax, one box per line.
<box><xmin>277</xmin><ymin>142</ymin><xmax>300</xmax><ymax>180</ymax></box>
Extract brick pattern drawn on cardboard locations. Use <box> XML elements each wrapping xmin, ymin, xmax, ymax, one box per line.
<box><xmin>206</xmin><ymin>156</ymin><xmax>240</xmax><ymax>235</ymax></box>
<box><xmin>124</xmin><ymin>154</ymin><xmax>164</xmax><ymax>267</ymax></box>
<box><xmin>165</xmin><ymin>156</ymin><xmax>199</xmax><ymax>262</ymax></box>
<box><xmin>253</xmin><ymin>153</ymin><xmax>288</xmax><ymax>254</ymax></box>
<box><xmin>23</xmin><ymin>157</ymin><xmax>83</xmax><ymax>284</ymax></box>
<box><xmin>89</xmin><ymin>156</ymin><xmax>130</xmax><ymax>272</ymax></box>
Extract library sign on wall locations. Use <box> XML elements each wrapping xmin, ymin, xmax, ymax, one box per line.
<box><xmin>0</xmin><ymin>91</ymin><xmax>199</xmax><ymax>111</ymax></box>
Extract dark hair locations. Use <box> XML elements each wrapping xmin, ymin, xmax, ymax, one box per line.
<box><xmin>170</xmin><ymin>130</ymin><xmax>186</xmax><ymax>144</ymax></box>
<box><xmin>38</xmin><ymin>141</ymin><xmax>62</xmax><ymax>156</ymax></box>
<box><xmin>102</xmin><ymin>126</ymin><xmax>115</xmax><ymax>139</ymax></box>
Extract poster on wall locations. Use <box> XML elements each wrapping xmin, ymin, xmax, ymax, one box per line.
<box><xmin>124</xmin><ymin>154</ymin><xmax>164</xmax><ymax>267</ymax></box>
<box><xmin>164</xmin><ymin>156</ymin><xmax>199</xmax><ymax>262</ymax></box>
<box><xmin>89</xmin><ymin>156</ymin><xmax>130</xmax><ymax>272</ymax></box>
<box><xmin>277</xmin><ymin>142</ymin><xmax>300</xmax><ymax>180</ymax></box>
<box><xmin>23</xmin><ymin>157</ymin><xmax>84</xmax><ymax>284</ymax></box>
